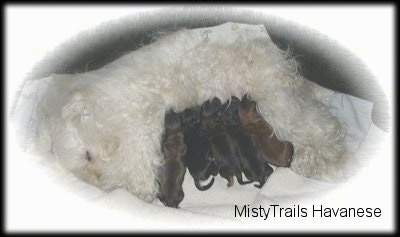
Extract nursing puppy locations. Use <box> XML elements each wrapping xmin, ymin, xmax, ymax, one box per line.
<box><xmin>200</xmin><ymin>97</ymin><xmax>246</xmax><ymax>187</ymax></box>
<box><xmin>238</xmin><ymin>95</ymin><xmax>294</xmax><ymax>167</ymax></box>
<box><xmin>158</xmin><ymin>109</ymin><xmax>187</xmax><ymax>208</ymax></box>
<box><xmin>181</xmin><ymin>106</ymin><xmax>218</xmax><ymax>191</ymax></box>
<box><xmin>222</xmin><ymin>96</ymin><xmax>273</xmax><ymax>188</ymax></box>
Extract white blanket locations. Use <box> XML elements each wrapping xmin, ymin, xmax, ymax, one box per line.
<box><xmin>7</xmin><ymin>23</ymin><xmax>392</xmax><ymax>231</ymax></box>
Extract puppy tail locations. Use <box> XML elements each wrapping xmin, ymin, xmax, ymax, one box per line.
<box><xmin>194</xmin><ymin>177</ymin><xmax>215</xmax><ymax>191</ymax></box>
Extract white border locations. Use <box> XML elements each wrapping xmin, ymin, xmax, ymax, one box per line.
<box><xmin>6</xmin><ymin>5</ymin><xmax>394</xmax><ymax>232</ymax></box>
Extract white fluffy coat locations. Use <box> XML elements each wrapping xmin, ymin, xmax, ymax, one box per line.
<box><xmin>14</xmin><ymin>29</ymin><xmax>353</xmax><ymax>202</ymax></box>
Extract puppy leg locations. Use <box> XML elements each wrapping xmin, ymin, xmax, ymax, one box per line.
<box><xmin>265</xmin><ymin>163</ymin><xmax>274</xmax><ymax>177</ymax></box>
<box><xmin>236</xmin><ymin>171</ymin><xmax>253</xmax><ymax>185</ymax></box>
<box><xmin>227</xmin><ymin>176</ymin><xmax>234</xmax><ymax>187</ymax></box>
<box><xmin>219</xmin><ymin>167</ymin><xmax>234</xmax><ymax>187</ymax></box>
<box><xmin>254</xmin><ymin>179</ymin><xmax>265</xmax><ymax>189</ymax></box>
<box><xmin>254</xmin><ymin>163</ymin><xmax>273</xmax><ymax>189</ymax></box>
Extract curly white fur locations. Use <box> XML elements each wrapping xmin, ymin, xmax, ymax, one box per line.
<box><xmin>14</xmin><ymin>28</ymin><xmax>354</xmax><ymax>202</ymax></box>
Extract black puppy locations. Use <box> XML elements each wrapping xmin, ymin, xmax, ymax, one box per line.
<box><xmin>181</xmin><ymin>106</ymin><xmax>219</xmax><ymax>191</ymax></box>
<box><xmin>221</xmin><ymin>96</ymin><xmax>273</xmax><ymax>188</ymax></box>
<box><xmin>200</xmin><ymin>97</ymin><xmax>247</xmax><ymax>187</ymax></box>
<box><xmin>158</xmin><ymin>108</ymin><xmax>187</xmax><ymax>208</ymax></box>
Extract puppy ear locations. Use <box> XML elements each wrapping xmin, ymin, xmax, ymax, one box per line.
<box><xmin>157</xmin><ymin>164</ymin><xmax>167</xmax><ymax>182</ymax></box>
<box><xmin>201</xmin><ymin>101</ymin><xmax>210</xmax><ymax>115</ymax></box>
<box><xmin>181</xmin><ymin>144</ymin><xmax>187</xmax><ymax>155</ymax></box>
<box><xmin>212</xmin><ymin>97</ymin><xmax>222</xmax><ymax>107</ymax></box>
<box><xmin>222</xmin><ymin>98</ymin><xmax>231</xmax><ymax>111</ymax></box>
<box><xmin>251</xmin><ymin>102</ymin><xmax>259</xmax><ymax>114</ymax></box>
<box><xmin>171</xmin><ymin>109</ymin><xmax>177</xmax><ymax>116</ymax></box>
<box><xmin>99</xmin><ymin>136</ymin><xmax>120</xmax><ymax>161</ymax></box>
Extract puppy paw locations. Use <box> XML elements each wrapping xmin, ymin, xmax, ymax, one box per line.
<box><xmin>227</xmin><ymin>176</ymin><xmax>234</xmax><ymax>187</ymax></box>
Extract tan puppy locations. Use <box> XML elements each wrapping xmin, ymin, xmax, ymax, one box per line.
<box><xmin>238</xmin><ymin>95</ymin><xmax>294</xmax><ymax>167</ymax></box>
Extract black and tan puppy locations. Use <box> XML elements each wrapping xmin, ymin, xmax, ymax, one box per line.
<box><xmin>181</xmin><ymin>107</ymin><xmax>219</xmax><ymax>191</ymax></box>
<box><xmin>158</xmin><ymin>108</ymin><xmax>187</xmax><ymax>208</ymax></box>
<box><xmin>200</xmin><ymin>97</ymin><xmax>247</xmax><ymax>187</ymax></box>
<box><xmin>238</xmin><ymin>95</ymin><xmax>294</xmax><ymax>168</ymax></box>
<box><xmin>221</xmin><ymin>96</ymin><xmax>273</xmax><ymax>188</ymax></box>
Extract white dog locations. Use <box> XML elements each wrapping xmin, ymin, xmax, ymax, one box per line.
<box><xmin>13</xmin><ymin>28</ymin><xmax>354</xmax><ymax>202</ymax></box>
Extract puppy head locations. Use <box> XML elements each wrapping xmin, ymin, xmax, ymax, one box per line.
<box><xmin>181</xmin><ymin>106</ymin><xmax>200</xmax><ymax>126</ymax></box>
<box><xmin>271</xmin><ymin>141</ymin><xmax>294</xmax><ymax>167</ymax></box>
<box><xmin>164</xmin><ymin>108</ymin><xmax>182</xmax><ymax>132</ymax></box>
<box><xmin>53</xmin><ymin>91</ymin><xmax>120</xmax><ymax>187</ymax></box>
<box><xmin>262</xmin><ymin>132</ymin><xmax>294</xmax><ymax>167</ymax></box>
<box><xmin>238</xmin><ymin>95</ymin><xmax>259</xmax><ymax>124</ymax></box>
<box><xmin>53</xmin><ymin>129</ymin><xmax>120</xmax><ymax>188</ymax></box>
<box><xmin>200</xmin><ymin>97</ymin><xmax>222</xmax><ymax>121</ymax></box>
<box><xmin>221</xmin><ymin>96</ymin><xmax>241</xmax><ymax>126</ymax></box>
<box><xmin>157</xmin><ymin>161</ymin><xmax>186</xmax><ymax>208</ymax></box>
